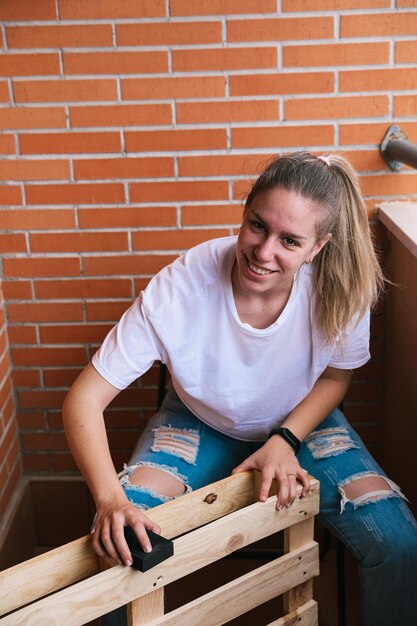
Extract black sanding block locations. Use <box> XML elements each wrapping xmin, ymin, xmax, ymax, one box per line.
<box><xmin>124</xmin><ymin>527</ymin><xmax>174</xmax><ymax>572</ymax></box>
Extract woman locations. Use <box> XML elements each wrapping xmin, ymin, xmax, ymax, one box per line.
<box><xmin>63</xmin><ymin>152</ymin><xmax>417</xmax><ymax>626</ymax></box>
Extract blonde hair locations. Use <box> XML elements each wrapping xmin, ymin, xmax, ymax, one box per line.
<box><xmin>245</xmin><ymin>152</ymin><xmax>384</xmax><ymax>343</ymax></box>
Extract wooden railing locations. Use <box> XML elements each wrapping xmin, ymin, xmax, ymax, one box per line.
<box><xmin>0</xmin><ymin>471</ymin><xmax>319</xmax><ymax>626</ymax></box>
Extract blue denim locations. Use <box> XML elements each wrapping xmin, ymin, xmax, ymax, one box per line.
<box><xmin>119</xmin><ymin>387</ymin><xmax>417</xmax><ymax>626</ymax></box>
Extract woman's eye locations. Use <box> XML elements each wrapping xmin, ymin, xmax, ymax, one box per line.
<box><xmin>283</xmin><ymin>237</ymin><xmax>297</xmax><ymax>246</ymax></box>
<box><xmin>251</xmin><ymin>220</ymin><xmax>266</xmax><ymax>231</ymax></box>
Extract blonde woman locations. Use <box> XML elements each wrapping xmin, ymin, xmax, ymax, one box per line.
<box><xmin>63</xmin><ymin>152</ymin><xmax>417</xmax><ymax>626</ymax></box>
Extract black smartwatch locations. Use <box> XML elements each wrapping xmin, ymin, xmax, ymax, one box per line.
<box><xmin>268</xmin><ymin>427</ymin><xmax>301</xmax><ymax>454</ymax></box>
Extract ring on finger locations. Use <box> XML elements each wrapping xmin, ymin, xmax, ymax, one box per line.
<box><xmin>287</xmin><ymin>473</ymin><xmax>297</xmax><ymax>478</ymax></box>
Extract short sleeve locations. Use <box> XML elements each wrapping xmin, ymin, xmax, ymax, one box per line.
<box><xmin>92</xmin><ymin>294</ymin><xmax>163</xmax><ymax>389</ymax></box>
<box><xmin>328</xmin><ymin>309</ymin><xmax>371</xmax><ymax>370</ymax></box>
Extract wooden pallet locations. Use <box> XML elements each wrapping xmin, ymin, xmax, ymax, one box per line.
<box><xmin>0</xmin><ymin>471</ymin><xmax>319</xmax><ymax>626</ymax></box>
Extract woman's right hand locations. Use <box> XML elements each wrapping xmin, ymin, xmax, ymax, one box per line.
<box><xmin>91</xmin><ymin>496</ymin><xmax>161</xmax><ymax>566</ymax></box>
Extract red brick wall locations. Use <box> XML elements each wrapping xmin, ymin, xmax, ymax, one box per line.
<box><xmin>1</xmin><ymin>1</ymin><xmax>416</xmax><ymax>474</ymax></box>
<box><xmin>0</xmin><ymin>281</ymin><xmax>20</xmax><ymax>518</ymax></box>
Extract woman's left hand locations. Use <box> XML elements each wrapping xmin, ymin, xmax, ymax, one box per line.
<box><xmin>231</xmin><ymin>436</ymin><xmax>310</xmax><ymax>510</ymax></box>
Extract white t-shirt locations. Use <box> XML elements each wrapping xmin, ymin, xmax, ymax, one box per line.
<box><xmin>92</xmin><ymin>236</ymin><xmax>370</xmax><ymax>441</ymax></box>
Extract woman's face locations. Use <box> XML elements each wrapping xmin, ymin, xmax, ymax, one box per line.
<box><xmin>233</xmin><ymin>187</ymin><xmax>331</xmax><ymax>300</ymax></box>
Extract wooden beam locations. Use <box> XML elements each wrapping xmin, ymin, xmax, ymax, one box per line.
<box><xmin>142</xmin><ymin>543</ymin><xmax>318</xmax><ymax>626</ymax></box>
<box><xmin>266</xmin><ymin>599</ymin><xmax>318</xmax><ymax>626</ymax></box>
<box><xmin>0</xmin><ymin>481</ymin><xmax>319</xmax><ymax>626</ymax></box>
<box><xmin>127</xmin><ymin>589</ymin><xmax>164</xmax><ymax>625</ymax></box>
<box><xmin>283</xmin><ymin>517</ymin><xmax>315</xmax><ymax>613</ymax></box>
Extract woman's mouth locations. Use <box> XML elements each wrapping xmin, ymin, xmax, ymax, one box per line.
<box><xmin>247</xmin><ymin>260</ymin><xmax>276</xmax><ymax>276</ymax></box>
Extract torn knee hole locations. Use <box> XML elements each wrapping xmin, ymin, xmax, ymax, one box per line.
<box><xmin>342</xmin><ymin>475</ymin><xmax>392</xmax><ymax>501</ymax></box>
<box><xmin>129</xmin><ymin>466</ymin><xmax>186</xmax><ymax>498</ymax></box>
<box><xmin>338</xmin><ymin>472</ymin><xmax>406</xmax><ymax>512</ymax></box>
<box><xmin>305</xmin><ymin>426</ymin><xmax>359</xmax><ymax>460</ymax></box>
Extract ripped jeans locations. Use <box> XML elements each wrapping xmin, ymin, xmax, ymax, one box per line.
<box><xmin>120</xmin><ymin>387</ymin><xmax>417</xmax><ymax>626</ymax></box>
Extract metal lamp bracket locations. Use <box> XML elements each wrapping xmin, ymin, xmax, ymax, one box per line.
<box><xmin>380</xmin><ymin>125</ymin><xmax>408</xmax><ymax>172</ymax></box>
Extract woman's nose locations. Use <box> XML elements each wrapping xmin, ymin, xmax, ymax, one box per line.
<box><xmin>255</xmin><ymin>237</ymin><xmax>276</xmax><ymax>261</ymax></box>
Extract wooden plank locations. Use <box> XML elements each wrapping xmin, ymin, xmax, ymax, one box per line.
<box><xmin>283</xmin><ymin>518</ymin><xmax>315</xmax><ymax>613</ymax></box>
<box><xmin>0</xmin><ymin>535</ymin><xmax>98</xmax><ymax>616</ymax></box>
<box><xmin>266</xmin><ymin>599</ymin><xmax>318</xmax><ymax>626</ymax></box>
<box><xmin>127</xmin><ymin>589</ymin><xmax>164</xmax><ymax>625</ymax></box>
<box><xmin>0</xmin><ymin>482</ymin><xmax>319</xmax><ymax>626</ymax></box>
<box><xmin>0</xmin><ymin>471</ymin><xmax>256</xmax><ymax>616</ymax></box>
<box><xmin>143</xmin><ymin>543</ymin><xmax>318</xmax><ymax>626</ymax></box>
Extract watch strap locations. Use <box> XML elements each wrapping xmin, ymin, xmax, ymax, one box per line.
<box><xmin>268</xmin><ymin>427</ymin><xmax>301</xmax><ymax>454</ymax></box>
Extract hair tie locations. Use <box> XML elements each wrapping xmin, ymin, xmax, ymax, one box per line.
<box><xmin>318</xmin><ymin>155</ymin><xmax>331</xmax><ymax>167</ymax></box>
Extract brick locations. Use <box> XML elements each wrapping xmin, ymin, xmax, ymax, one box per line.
<box><xmin>125</xmin><ymin>128</ymin><xmax>227</xmax><ymax>152</ymax></box>
<box><xmin>233</xmin><ymin>178</ymin><xmax>257</xmax><ymax>201</ymax></box>
<box><xmin>283</xmin><ymin>42</ymin><xmax>389</xmax><ymax>68</ymax></box>
<box><xmin>177</xmin><ymin>100</ymin><xmax>279</xmax><ymax>124</ymax></box>
<box><xmin>396</xmin><ymin>40</ymin><xmax>417</xmax><ymax>64</ymax></box>
<box><xmin>0</xmin><ymin>159</ymin><xmax>69</xmax><ymax>181</ymax></box>
<box><xmin>121</xmin><ymin>76</ymin><xmax>225</xmax><ymax>101</ymax></box>
<box><xmin>25</xmin><ymin>183</ymin><xmax>125</xmax><ymax>205</ymax></box>
<box><xmin>44</xmin><ymin>368</ymin><xmax>82</xmax><ymax>387</ymax></box>
<box><xmin>178</xmin><ymin>154</ymin><xmax>268</xmax><ymax>177</ymax></box>
<box><xmin>58</xmin><ymin>0</ymin><xmax>166</xmax><ymax>19</ymax></box>
<box><xmin>78</xmin><ymin>206</ymin><xmax>177</xmax><ymax>229</ymax></box>
<box><xmin>130</xmin><ymin>180</ymin><xmax>229</xmax><ymax>203</ymax></box>
<box><xmin>6</xmin><ymin>326</ymin><xmax>37</xmax><ymax>344</ymax></box>
<box><xmin>397</xmin><ymin>0</ymin><xmax>417</xmax><ymax>5</ymax></box>
<box><xmin>0</xmin><ymin>53</ymin><xmax>60</xmax><ymax>77</ymax></box>
<box><xmin>14</xmin><ymin>79</ymin><xmax>118</xmax><ymax>104</ymax></box>
<box><xmin>0</xmin><ymin>81</ymin><xmax>9</xmax><ymax>103</ymax></box>
<box><xmin>232</xmin><ymin>124</ymin><xmax>334</xmax><ymax>148</ymax></box>
<box><xmin>7</xmin><ymin>24</ymin><xmax>113</xmax><ymax>49</ymax></box>
<box><xmin>0</xmin><ymin>186</ymin><xmax>22</xmax><ymax>205</ymax></box>
<box><xmin>7</xmin><ymin>302</ymin><xmax>83</xmax><ymax>323</ymax></box>
<box><xmin>340</xmin><ymin>69</ymin><xmax>417</xmax><ymax>93</ymax></box>
<box><xmin>13</xmin><ymin>346</ymin><xmax>86</xmax><ymax>367</ymax></box>
<box><xmin>51</xmin><ymin>453</ymin><xmax>78</xmax><ymax>473</ymax></box>
<box><xmin>282</xmin><ymin>0</ymin><xmax>389</xmax><ymax>9</ymax></box>
<box><xmin>172</xmin><ymin>47</ymin><xmax>277</xmax><ymax>72</ymax></box>
<box><xmin>228</xmin><ymin>16</ymin><xmax>332</xmax><ymax>43</ymax></box>
<box><xmin>86</xmin><ymin>301</ymin><xmax>132</xmax><ymax>322</ymax></box>
<box><xmin>1</xmin><ymin>208</ymin><xmax>75</xmax><ymax>230</ymax></box>
<box><xmin>0</xmin><ymin>134</ymin><xmax>16</xmax><ymax>154</ymax></box>
<box><xmin>361</xmin><ymin>173</ymin><xmax>417</xmax><ymax>197</ymax></box>
<box><xmin>0</xmin><ymin>107</ymin><xmax>66</xmax><ymax>130</ymax></box>
<box><xmin>133</xmin><ymin>228</ymin><xmax>229</xmax><ymax>251</ymax></box>
<box><xmin>4</xmin><ymin>257</ymin><xmax>80</xmax><ymax>278</ymax></box>
<box><xmin>0</xmin><ymin>234</ymin><xmax>27</xmax><ymax>253</ymax></box>
<box><xmin>340</xmin><ymin>150</ymin><xmax>386</xmax><ymax>172</ymax></box>
<box><xmin>395</xmin><ymin>95</ymin><xmax>417</xmax><ymax>118</ymax></box>
<box><xmin>339</xmin><ymin>122</ymin><xmax>388</xmax><ymax>146</ymax></box>
<box><xmin>70</xmin><ymin>104</ymin><xmax>172</xmax><ymax>128</ymax></box>
<box><xmin>30</xmin><ymin>232</ymin><xmax>129</xmax><ymax>253</ymax></box>
<box><xmin>22</xmin><ymin>454</ymin><xmax>50</xmax><ymax>472</ymax></box>
<box><xmin>2</xmin><ymin>281</ymin><xmax>32</xmax><ymax>300</ymax></box>
<box><xmin>341</xmin><ymin>12</ymin><xmax>417</xmax><ymax>37</ymax></box>
<box><xmin>35</xmin><ymin>278</ymin><xmax>132</xmax><ymax>300</ymax></box>
<box><xmin>117</xmin><ymin>21</ymin><xmax>221</xmax><ymax>46</ymax></box>
<box><xmin>345</xmin><ymin>382</ymin><xmax>382</xmax><ymax>403</ymax></box>
<box><xmin>170</xmin><ymin>0</ymin><xmax>276</xmax><ymax>15</ymax></box>
<box><xmin>64</xmin><ymin>51</ymin><xmax>168</xmax><ymax>75</ymax></box>
<box><xmin>74</xmin><ymin>157</ymin><xmax>174</xmax><ymax>180</ymax></box>
<box><xmin>20</xmin><ymin>132</ymin><xmax>121</xmax><ymax>155</ymax></box>
<box><xmin>40</xmin><ymin>324</ymin><xmax>112</xmax><ymax>344</ymax></box>
<box><xmin>285</xmin><ymin>96</ymin><xmax>388</xmax><ymax>120</ymax></box>
<box><xmin>12</xmin><ymin>370</ymin><xmax>41</xmax><ymax>388</ymax></box>
<box><xmin>0</xmin><ymin>0</ymin><xmax>56</xmax><ymax>21</ymax></box>
<box><xmin>230</xmin><ymin>72</ymin><xmax>333</xmax><ymax>97</ymax></box>
<box><xmin>17</xmin><ymin>412</ymin><xmax>45</xmax><ymax>429</ymax></box>
<box><xmin>181</xmin><ymin>204</ymin><xmax>243</xmax><ymax>226</ymax></box>
<box><xmin>83</xmin><ymin>255</ymin><xmax>175</xmax><ymax>276</ymax></box>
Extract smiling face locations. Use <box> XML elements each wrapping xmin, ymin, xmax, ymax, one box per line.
<box><xmin>232</xmin><ymin>187</ymin><xmax>331</xmax><ymax>302</ymax></box>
